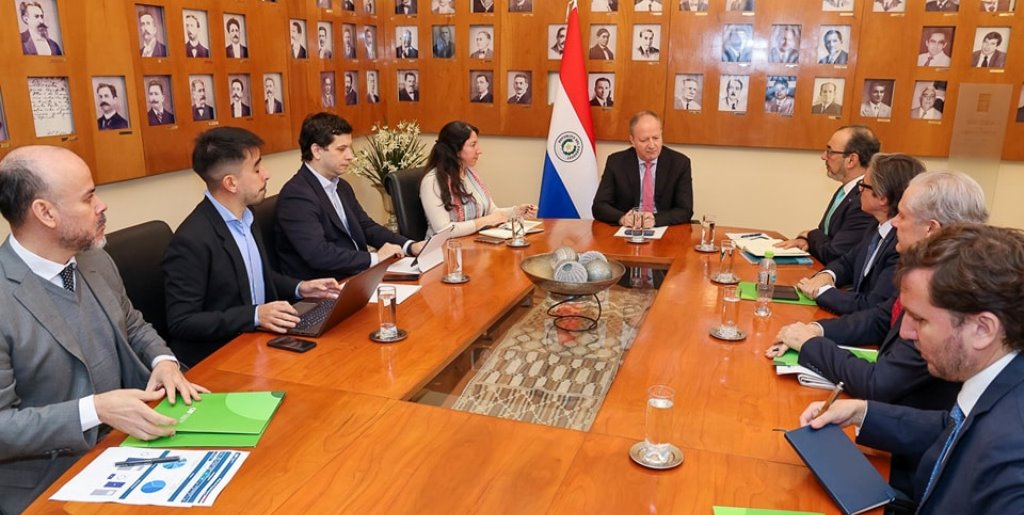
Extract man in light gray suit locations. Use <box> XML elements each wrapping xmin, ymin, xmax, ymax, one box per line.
<box><xmin>0</xmin><ymin>146</ymin><xmax>205</xmax><ymax>514</ymax></box>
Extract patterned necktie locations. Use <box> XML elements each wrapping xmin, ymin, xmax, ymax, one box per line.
<box><xmin>923</xmin><ymin>404</ymin><xmax>965</xmax><ymax>499</ymax></box>
<box><xmin>60</xmin><ymin>263</ymin><xmax>76</xmax><ymax>292</ymax></box>
<box><xmin>641</xmin><ymin>161</ymin><xmax>655</xmax><ymax>213</ymax></box>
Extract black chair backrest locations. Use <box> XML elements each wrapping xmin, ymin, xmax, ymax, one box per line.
<box><xmin>384</xmin><ymin>166</ymin><xmax>428</xmax><ymax>241</ymax></box>
<box><xmin>251</xmin><ymin>194</ymin><xmax>280</xmax><ymax>273</ymax></box>
<box><xmin>104</xmin><ymin>220</ymin><xmax>173</xmax><ymax>341</ymax></box>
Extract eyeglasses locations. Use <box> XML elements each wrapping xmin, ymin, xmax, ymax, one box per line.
<box><xmin>823</xmin><ymin>147</ymin><xmax>851</xmax><ymax>158</ymax></box>
<box><xmin>856</xmin><ymin>179</ymin><xmax>875</xmax><ymax>192</ymax></box>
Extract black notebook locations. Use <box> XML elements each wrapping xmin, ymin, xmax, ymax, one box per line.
<box><xmin>784</xmin><ymin>424</ymin><xmax>895</xmax><ymax>515</ymax></box>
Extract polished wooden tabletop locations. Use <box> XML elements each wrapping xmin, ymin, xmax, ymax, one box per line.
<box><xmin>29</xmin><ymin>220</ymin><xmax>887</xmax><ymax>514</ymax></box>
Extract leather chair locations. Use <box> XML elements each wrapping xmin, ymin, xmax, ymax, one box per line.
<box><xmin>384</xmin><ymin>166</ymin><xmax>428</xmax><ymax>240</ymax></box>
<box><xmin>104</xmin><ymin>220</ymin><xmax>173</xmax><ymax>340</ymax></box>
<box><xmin>251</xmin><ymin>194</ymin><xmax>280</xmax><ymax>273</ymax></box>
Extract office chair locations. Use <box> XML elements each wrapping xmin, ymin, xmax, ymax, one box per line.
<box><xmin>104</xmin><ymin>220</ymin><xmax>174</xmax><ymax>340</ymax></box>
<box><xmin>384</xmin><ymin>166</ymin><xmax>428</xmax><ymax>240</ymax></box>
<box><xmin>251</xmin><ymin>194</ymin><xmax>280</xmax><ymax>273</ymax></box>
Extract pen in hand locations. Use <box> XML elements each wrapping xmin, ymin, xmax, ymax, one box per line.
<box><xmin>818</xmin><ymin>381</ymin><xmax>845</xmax><ymax>416</ymax></box>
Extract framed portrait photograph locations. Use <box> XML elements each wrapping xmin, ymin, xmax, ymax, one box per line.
<box><xmin>262</xmin><ymin>73</ymin><xmax>284</xmax><ymax>114</ymax></box>
<box><xmin>182</xmin><ymin>10</ymin><xmax>211</xmax><ymax>58</ymax></box>
<box><xmin>673</xmin><ymin>74</ymin><xmax>703</xmax><ymax>111</ymax></box>
<box><xmin>725</xmin><ymin>0</ymin><xmax>754</xmax><ymax>12</ymax></box>
<box><xmin>873</xmin><ymin>0</ymin><xmax>906</xmax><ymax>12</ymax></box>
<box><xmin>634</xmin><ymin>0</ymin><xmax>664</xmax><ymax>12</ymax></box>
<box><xmin>366</xmin><ymin>70</ymin><xmax>381</xmax><ymax>103</ymax></box>
<box><xmin>632</xmin><ymin>24</ymin><xmax>661</xmax><ymax>61</ymax></box>
<box><xmin>971</xmin><ymin>27</ymin><xmax>1010</xmax><ymax>68</ymax></box>
<box><xmin>469</xmin><ymin>70</ymin><xmax>494</xmax><ymax>103</ymax></box>
<box><xmin>143</xmin><ymin>75</ymin><xmax>175</xmax><ymax>125</ymax></box>
<box><xmin>227</xmin><ymin>74</ymin><xmax>253</xmax><ymax>118</ymax></box>
<box><xmin>136</xmin><ymin>4</ymin><xmax>168</xmax><ymax>58</ymax></box>
<box><xmin>289</xmin><ymin>19</ymin><xmax>308</xmax><ymax>59</ymax></box>
<box><xmin>361</xmin><ymin>26</ymin><xmax>377</xmax><ymax>59</ymax></box>
<box><xmin>432</xmin><ymin>25</ymin><xmax>455</xmax><ymax>58</ymax></box>
<box><xmin>679</xmin><ymin>0</ymin><xmax>708</xmax><ymax>11</ymax></box>
<box><xmin>817</xmin><ymin>25</ymin><xmax>850</xmax><ymax>65</ymax></box>
<box><xmin>321</xmin><ymin>72</ymin><xmax>336</xmax><ymax>108</ymax></box>
<box><xmin>398</xmin><ymin>70</ymin><xmax>419</xmax><ymax>102</ymax></box>
<box><xmin>910</xmin><ymin>80</ymin><xmax>945</xmax><ymax>120</ymax></box>
<box><xmin>471</xmin><ymin>0</ymin><xmax>495</xmax><ymax>13</ymax></box>
<box><xmin>860</xmin><ymin>79</ymin><xmax>895</xmax><ymax>118</ymax></box>
<box><xmin>1015</xmin><ymin>84</ymin><xmax>1024</xmax><ymax>122</ymax></box>
<box><xmin>224</xmin><ymin>14</ymin><xmax>248</xmax><ymax>58</ymax></box>
<box><xmin>588</xmin><ymin>73</ymin><xmax>615</xmax><ymax>107</ymax></box>
<box><xmin>469</xmin><ymin>25</ymin><xmax>494</xmax><ymax>59</ymax></box>
<box><xmin>764</xmin><ymin>75</ymin><xmax>796</xmax><ymax>116</ymax></box>
<box><xmin>92</xmin><ymin>76</ymin><xmax>131</xmax><ymax>130</ymax></box>
<box><xmin>508</xmin><ymin>71</ymin><xmax>532</xmax><ymax>105</ymax></box>
<box><xmin>395</xmin><ymin>26</ymin><xmax>419</xmax><ymax>58</ymax></box>
<box><xmin>591</xmin><ymin>0</ymin><xmax>618</xmax><ymax>12</ymax></box>
<box><xmin>188</xmin><ymin>74</ymin><xmax>216</xmax><ymax>121</ymax></box>
<box><xmin>548</xmin><ymin>25</ymin><xmax>567</xmax><ymax>59</ymax></box>
<box><xmin>343</xmin><ymin>71</ymin><xmax>358</xmax><ymax>106</ymax></box>
<box><xmin>822</xmin><ymin>0</ymin><xmax>854</xmax><ymax>12</ymax></box>
<box><xmin>980</xmin><ymin>0</ymin><xmax>1013</xmax><ymax>12</ymax></box>
<box><xmin>918</xmin><ymin>26</ymin><xmax>955</xmax><ymax>67</ymax></box>
<box><xmin>719</xmin><ymin>75</ymin><xmax>749</xmax><ymax>113</ymax></box>
<box><xmin>396</xmin><ymin>0</ymin><xmax>417</xmax><ymax>14</ymax></box>
<box><xmin>722</xmin><ymin>24</ymin><xmax>753</xmax><ymax>63</ymax></box>
<box><xmin>509</xmin><ymin>0</ymin><xmax>532</xmax><ymax>12</ymax></box>
<box><xmin>316</xmin><ymin>21</ymin><xmax>334</xmax><ymax>59</ymax></box>
<box><xmin>925</xmin><ymin>0</ymin><xmax>959</xmax><ymax>12</ymax></box>
<box><xmin>342</xmin><ymin>24</ymin><xmax>357</xmax><ymax>59</ymax></box>
<box><xmin>589</xmin><ymin>25</ymin><xmax>617</xmax><ymax>60</ymax></box>
<box><xmin>363</xmin><ymin>0</ymin><xmax>376</xmax><ymax>14</ymax></box>
<box><xmin>769</xmin><ymin>25</ymin><xmax>801</xmax><ymax>64</ymax></box>
<box><xmin>432</xmin><ymin>0</ymin><xmax>455</xmax><ymax>14</ymax></box>
<box><xmin>16</xmin><ymin>0</ymin><xmax>65</xmax><ymax>56</ymax></box>
<box><xmin>811</xmin><ymin>77</ymin><xmax>845</xmax><ymax>115</ymax></box>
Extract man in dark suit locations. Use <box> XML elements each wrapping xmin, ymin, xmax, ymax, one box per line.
<box><xmin>510</xmin><ymin>0</ymin><xmax>532</xmax><ymax>11</ymax></box>
<box><xmin>164</xmin><ymin>127</ymin><xmax>340</xmax><ymax>366</ymax></box>
<box><xmin>396</xmin><ymin>0</ymin><xmax>417</xmax><ymax>14</ymax></box>
<box><xmin>635</xmin><ymin>28</ymin><xmax>660</xmax><ymax>60</ymax></box>
<box><xmin>19</xmin><ymin>1</ymin><xmax>62</xmax><ymax>55</ymax></box>
<box><xmin>398</xmin><ymin>72</ymin><xmax>419</xmax><ymax>102</ymax></box>
<box><xmin>817</xmin><ymin>29</ymin><xmax>848</xmax><ymax>65</ymax></box>
<box><xmin>290</xmin><ymin>21</ymin><xmax>307</xmax><ymax>58</ymax></box>
<box><xmin>190</xmin><ymin>78</ymin><xmax>214</xmax><ymax>120</ymax></box>
<box><xmin>225</xmin><ymin>17</ymin><xmax>248</xmax><ymax>58</ymax></box>
<box><xmin>680</xmin><ymin>0</ymin><xmax>708</xmax><ymax>10</ymax></box>
<box><xmin>275</xmin><ymin>113</ymin><xmax>423</xmax><ymax>280</ymax></box>
<box><xmin>184</xmin><ymin>13</ymin><xmax>209</xmax><ymax>58</ymax></box>
<box><xmin>769</xmin><ymin>171</ymin><xmax>990</xmax><ymax>505</ymax></box>
<box><xmin>471</xmin><ymin>74</ymin><xmax>493</xmax><ymax>103</ymax></box>
<box><xmin>138</xmin><ymin>11</ymin><xmax>168</xmax><ymax>57</ymax></box>
<box><xmin>776</xmin><ymin>126</ymin><xmax>879</xmax><ymax>264</ymax></box>
<box><xmin>95</xmin><ymin>83</ymin><xmax>130</xmax><ymax>130</ymax></box>
<box><xmin>589</xmin><ymin>77</ymin><xmax>614</xmax><ymax>107</ymax></box>
<box><xmin>799</xmin><ymin>223</ymin><xmax>1024</xmax><ymax>515</ymax></box>
<box><xmin>508</xmin><ymin>73</ymin><xmax>532</xmax><ymax>104</ymax></box>
<box><xmin>972</xmin><ymin>31</ymin><xmax>1007</xmax><ymax>68</ymax></box>
<box><xmin>263</xmin><ymin>78</ymin><xmax>283</xmax><ymax>114</ymax></box>
<box><xmin>550</xmin><ymin>26</ymin><xmax>566</xmax><ymax>56</ymax></box>
<box><xmin>146</xmin><ymin>80</ymin><xmax>175</xmax><ymax>126</ymax></box>
<box><xmin>589</xmin><ymin>28</ymin><xmax>614</xmax><ymax>60</ymax></box>
<box><xmin>473</xmin><ymin>0</ymin><xmax>495</xmax><ymax>12</ymax></box>
<box><xmin>367</xmin><ymin>72</ymin><xmax>381</xmax><ymax>104</ymax></box>
<box><xmin>0</xmin><ymin>145</ymin><xmax>203</xmax><ymax>514</ymax></box>
<box><xmin>230</xmin><ymin>78</ymin><xmax>252</xmax><ymax>117</ymax></box>
<box><xmin>592</xmin><ymin>111</ymin><xmax>693</xmax><ymax>227</ymax></box>
<box><xmin>344</xmin><ymin>73</ymin><xmax>358</xmax><ymax>105</ymax></box>
<box><xmin>797</xmin><ymin>154</ymin><xmax>924</xmax><ymax>316</ymax></box>
<box><xmin>811</xmin><ymin>81</ymin><xmax>843</xmax><ymax>115</ymax></box>
<box><xmin>925</xmin><ymin>0</ymin><xmax>958</xmax><ymax>11</ymax></box>
<box><xmin>396</xmin><ymin>29</ymin><xmax>419</xmax><ymax>58</ymax></box>
<box><xmin>433</xmin><ymin>26</ymin><xmax>454</xmax><ymax>58</ymax></box>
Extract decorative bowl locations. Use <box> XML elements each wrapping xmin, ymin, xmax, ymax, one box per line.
<box><xmin>520</xmin><ymin>253</ymin><xmax>626</xmax><ymax>296</ymax></box>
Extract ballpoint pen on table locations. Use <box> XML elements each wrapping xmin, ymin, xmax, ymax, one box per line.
<box><xmin>115</xmin><ymin>456</ymin><xmax>183</xmax><ymax>467</ymax></box>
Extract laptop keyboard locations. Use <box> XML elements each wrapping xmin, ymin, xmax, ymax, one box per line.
<box><xmin>291</xmin><ymin>299</ymin><xmax>337</xmax><ymax>336</ymax></box>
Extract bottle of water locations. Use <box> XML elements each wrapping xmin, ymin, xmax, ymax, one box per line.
<box><xmin>755</xmin><ymin>251</ymin><xmax>776</xmax><ymax>318</ymax></box>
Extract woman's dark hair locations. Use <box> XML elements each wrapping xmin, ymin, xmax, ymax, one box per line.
<box><xmin>425</xmin><ymin>120</ymin><xmax>478</xmax><ymax>211</ymax></box>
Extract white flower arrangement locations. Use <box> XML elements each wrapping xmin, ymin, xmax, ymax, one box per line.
<box><xmin>349</xmin><ymin>121</ymin><xmax>427</xmax><ymax>188</ymax></box>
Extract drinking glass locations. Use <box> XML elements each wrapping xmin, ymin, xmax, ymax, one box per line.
<box><xmin>698</xmin><ymin>214</ymin><xmax>717</xmax><ymax>251</ymax></box>
<box><xmin>717</xmin><ymin>285</ymin><xmax>741</xmax><ymax>338</ymax></box>
<box><xmin>377</xmin><ymin>285</ymin><xmax>398</xmax><ymax>339</ymax></box>
<box><xmin>629</xmin><ymin>208</ymin><xmax>646</xmax><ymax>243</ymax></box>
<box><xmin>642</xmin><ymin>384</ymin><xmax>676</xmax><ymax>465</ymax></box>
<box><xmin>715</xmin><ymin>239</ymin><xmax>737</xmax><ymax>283</ymax></box>
<box><xmin>509</xmin><ymin>206</ymin><xmax>527</xmax><ymax>246</ymax></box>
<box><xmin>445</xmin><ymin>240</ymin><xmax>464</xmax><ymax>281</ymax></box>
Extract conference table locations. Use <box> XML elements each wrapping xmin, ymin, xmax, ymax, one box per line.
<box><xmin>29</xmin><ymin>220</ymin><xmax>888</xmax><ymax>514</ymax></box>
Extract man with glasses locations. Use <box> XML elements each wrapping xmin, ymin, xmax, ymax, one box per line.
<box><xmin>918</xmin><ymin>30</ymin><xmax>952</xmax><ymax>67</ymax></box>
<box><xmin>776</xmin><ymin>126</ymin><xmax>879</xmax><ymax>263</ymax></box>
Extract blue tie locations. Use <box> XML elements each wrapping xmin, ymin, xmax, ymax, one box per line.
<box><xmin>857</xmin><ymin>231</ymin><xmax>883</xmax><ymax>288</ymax></box>
<box><xmin>924</xmin><ymin>404</ymin><xmax>964</xmax><ymax>499</ymax></box>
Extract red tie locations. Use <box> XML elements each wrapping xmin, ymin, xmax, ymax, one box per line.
<box><xmin>891</xmin><ymin>298</ymin><xmax>903</xmax><ymax>327</ymax></box>
<box><xmin>641</xmin><ymin>161</ymin><xmax>654</xmax><ymax>213</ymax></box>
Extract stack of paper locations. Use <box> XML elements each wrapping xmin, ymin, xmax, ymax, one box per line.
<box><xmin>726</xmin><ymin>232</ymin><xmax>810</xmax><ymax>257</ymax></box>
<box><xmin>122</xmin><ymin>391</ymin><xmax>284</xmax><ymax>448</ymax></box>
<box><xmin>773</xmin><ymin>348</ymin><xmax>878</xmax><ymax>390</ymax></box>
<box><xmin>479</xmin><ymin>220</ymin><xmax>543</xmax><ymax>240</ymax></box>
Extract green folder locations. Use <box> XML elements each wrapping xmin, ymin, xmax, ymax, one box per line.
<box><xmin>713</xmin><ymin>506</ymin><xmax>824</xmax><ymax>515</ymax></box>
<box><xmin>122</xmin><ymin>391</ymin><xmax>285</xmax><ymax>448</ymax></box>
<box><xmin>772</xmin><ymin>347</ymin><xmax>879</xmax><ymax>367</ymax></box>
<box><xmin>738</xmin><ymin>282</ymin><xmax>817</xmax><ymax>306</ymax></box>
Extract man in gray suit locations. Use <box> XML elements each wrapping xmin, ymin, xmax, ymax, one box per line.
<box><xmin>0</xmin><ymin>146</ymin><xmax>205</xmax><ymax>514</ymax></box>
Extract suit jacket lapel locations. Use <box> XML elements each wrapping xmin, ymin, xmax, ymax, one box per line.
<box><xmin>1</xmin><ymin>241</ymin><xmax>88</xmax><ymax>366</ymax></box>
<box><xmin>200</xmin><ymin>198</ymin><xmax>253</xmax><ymax>305</ymax></box>
<box><xmin>627</xmin><ymin>149</ymin><xmax>642</xmax><ymax>208</ymax></box>
<box><xmin>300</xmin><ymin>167</ymin><xmax>348</xmax><ymax>236</ymax></box>
<box><xmin>336</xmin><ymin>183</ymin><xmax>368</xmax><ymax>250</ymax></box>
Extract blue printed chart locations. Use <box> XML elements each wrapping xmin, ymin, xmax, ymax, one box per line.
<box><xmin>50</xmin><ymin>448</ymin><xmax>249</xmax><ymax>507</ymax></box>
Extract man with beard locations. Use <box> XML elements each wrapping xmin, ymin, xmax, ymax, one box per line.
<box><xmin>0</xmin><ymin>146</ymin><xmax>204</xmax><ymax>514</ymax></box>
<box><xmin>164</xmin><ymin>127</ymin><xmax>340</xmax><ymax>366</ymax></box>
<box><xmin>138</xmin><ymin>11</ymin><xmax>167</xmax><ymax>57</ymax></box>
<box><xmin>362</xmin><ymin>27</ymin><xmax>376</xmax><ymax>59</ymax></box>
<box><xmin>183</xmin><ymin>13</ymin><xmax>209</xmax><ymax>58</ymax></box>
<box><xmin>225</xmin><ymin>16</ymin><xmax>248</xmax><ymax>58</ymax></box>
<box><xmin>146</xmin><ymin>80</ymin><xmax>175</xmax><ymax>125</ymax></box>
<box><xmin>19</xmin><ymin>1</ymin><xmax>62</xmax><ymax>55</ymax></box>
<box><xmin>342</xmin><ymin>25</ymin><xmax>356</xmax><ymax>59</ymax></box>
<box><xmin>95</xmin><ymin>83</ymin><xmax>130</xmax><ymax>130</ymax></box>
<box><xmin>343</xmin><ymin>73</ymin><xmax>358</xmax><ymax>106</ymax></box>
<box><xmin>190</xmin><ymin>78</ymin><xmax>214</xmax><ymax>120</ymax></box>
<box><xmin>229</xmin><ymin>78</ymin><xmax>251</xmax><ymax>117</ymax></box>
<box><xmin>290</xmin><ymin>21</ymin><xmax>307</xmax><ymax>59</ymax></box>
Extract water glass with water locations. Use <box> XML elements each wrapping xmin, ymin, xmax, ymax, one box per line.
<box><xmin>629</xmin><ymin>208</ymin><xmax>646</xmax><ymax>243</ymax></box>
<box><xmin>718</xmin><ymin>285</ymin><xmax>741</xmax><ymax>338</ymax></box>
<box><xmin>717</xmin><ymin>239</ymin><xmax>737</xmax><ymax>281</ymax></box>
<box><xmin>643</xmin><ymin>384</ymin><xmax>676</xmax><ymax>465</ymax></box>
<box><xmin>445</xmin><ymin>240</ymin><xmax>464</xmax><ymax>281</ymax></box>
<box><xmin>699</xmin><ymin>214</ymin><xmax>717</xmax><ymax>250</ymax></box>
<box><xmin>509</xmin><ymin>206</ymin><xmax>527</xmax><ymax>245</ymax></box>
<box><xmin>377</xmin><ymin>285</ymin><xmax>398</xmax><ymax>339</ymax></box>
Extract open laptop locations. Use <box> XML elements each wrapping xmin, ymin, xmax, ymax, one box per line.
<box><xmin>280</xmin><ymin>257</ymin><xmax>395</xmax><ymax>337</ymax></box>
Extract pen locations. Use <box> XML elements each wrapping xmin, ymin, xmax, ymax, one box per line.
<box><xmin>115</xmin><ymin>456</ymin><xmax>183</xmax><ymax>467</ymax></box>
<box><xmin>740</xmin><ymin>233</ymin><xmax>767</xmax><ymax>239</ymax></box>
<box><xmin>819</xmin><ymin>381</ymin><xmax>845</xmax><ymax>415</ymax></box>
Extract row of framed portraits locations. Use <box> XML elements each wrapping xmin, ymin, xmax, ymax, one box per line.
<box><xmin>9</xmin><ymin>71</ymin><xmax>1024</xmax><ymax>142</ymax></box>
<box><xmin>395</xmin><ymin>0</ymin><xmax>1021</xmax><ymax>14</ymax></box>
